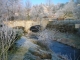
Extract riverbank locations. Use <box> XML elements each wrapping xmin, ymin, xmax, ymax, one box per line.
<box><xmin>26</xmin><ymin>28</ymin><xmax>80</xmax><ymax>49</ymax></box>
<box><xmin>52</xmin><ymin>31</ymin><xmax>80</xmax><ymax>49</ymax></box>
<box><xmin>8</xmin><ymin>36</ymin><xmax>68</xmax><ymax>60</ymax></box>
<box><xmin>46</xmin><ymin>24</ymin><xmax>80</xmax><ymax>49</ymax></box>
<box><xmin>7</xmin><ymin>27</ymin><xmax>80</xmax><ymax>60</ymax></box>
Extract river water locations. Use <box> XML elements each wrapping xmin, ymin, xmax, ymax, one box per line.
<box><xmin>50</xmin><ymin>41</ymin><xmax>80</xmax><ymax>60</ymax></box>
<box><xmin>47</xmin><ymin>30</ymin><xmax>80</xmax><ymax>60</ymax></box>
<box><xmin>35</xmin><ymin>29</ymin><xmax>80</xmax><ymax>60</ymax></box>
<box><xmin>9</xmin><ymin>29</ymin><xmax>80</xmax><ymax>60</ymax></box>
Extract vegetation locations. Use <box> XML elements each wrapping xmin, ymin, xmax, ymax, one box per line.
<box><xmin>0</xmin><ymin>25</ymin><xmax>22</xmax><ymax>60</ymax></box>
<box><xmin>0</xmin><ymin>0</ymin><xmax>80</xmax><ymax>60</ymax></box>
<box><xmin>0</xmin><ymin>0</ymin><xmax>80</xmax><ymax>21</ymax></box>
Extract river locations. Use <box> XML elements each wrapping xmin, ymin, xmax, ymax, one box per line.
<box><xmin>30</xmin><ymin>29</ymin><xmax>80</xmax><ymax>60</ymax></box>
<box><xmin>50</xmin><ymin>40</ymin><xmax>80</xmax><ymax>60</ymax></box>
<box><xmin>8</xmin><ymin>29</ymin><xmax>80</xmax><ymax>60</ymax></box>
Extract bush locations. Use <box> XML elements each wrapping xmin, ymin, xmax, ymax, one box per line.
<box><xmin>0</xmin><ymin>25</ymin><xmax>22</xmax><ymax>60</ymax></box>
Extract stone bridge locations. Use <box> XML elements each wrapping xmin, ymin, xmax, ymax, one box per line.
<box><xmin>4</xmin><ymin>19</ymin><xmax>80</xmax><ymax>33</ymax></box>
<box><xmin>4</xmin><ymin>20</ymin><xmax>49</xmax><ymax>32</ymax></box>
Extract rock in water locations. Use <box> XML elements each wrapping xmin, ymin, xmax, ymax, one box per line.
<box><xmin>30</xmin><ymin>25</ymin><xmax>41</xmax><ymax>32</ymax></box>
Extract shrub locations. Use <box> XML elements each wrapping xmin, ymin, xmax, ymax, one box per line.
<box><xmin>0</xmin><ymin>25</ymin><xmax>22</xmax><ymax>60</ymax></box>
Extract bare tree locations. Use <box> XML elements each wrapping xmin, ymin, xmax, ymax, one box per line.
<box><xmin>46</xmin><ymin>0</ymin><xmax>52</xmax><ymax>6</ymax></box>
<box><xmin>5</xmin><ymin>0</ymin><xmax>21</xmax><ymax>20</ymax></box>
<box><xmin>73</xmin><ymin>5</ymin><xmax>80</xmax><ymax>19</ymax></box>
<box><xmin>55</xmin><ymin>1</ymin><xmax>75</xmax><ymax>19</ymax></box>
<box><xmin>25</xmin><ymin>0</ymin><xmax>31</xmax><ymax>20</ymax></box>
<box><xmin>46</xmin><ymin>0</ymin><xmax>53</xmax><ymax>16</ymax></box>
<box><xmin>76</xmin><ymin>0</ymin><xmax>80</xmax><ymax>4</ymax></box>
<box><xmin>30</xmin><ymin>4</ymin><xmax>44</xmax><ymax>20</ymax></box>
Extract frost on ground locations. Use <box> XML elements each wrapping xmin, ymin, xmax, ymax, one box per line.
<box><xmin>8</xmin><ymin>28</ymin><xmax>79</xmax><ymax>60</ymax></box>
<box><xmin>8</xmin><ymin>35</ymin><xmax>66</xmax><ymax>60</ymax></box>
<box><xmin>16</xmin><ymin>36</ymin><xmax>38</xmax><ymax>48</ymax></box>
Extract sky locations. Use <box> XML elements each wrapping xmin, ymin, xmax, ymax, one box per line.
<box><xmin>23</xmin><ymin>0</ymin><xmax>69</xmax><ymax>5</ymax></box>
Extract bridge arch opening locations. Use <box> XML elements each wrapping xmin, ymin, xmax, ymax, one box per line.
<box><xmin>30</xmin><ymin>25</ymin><xmax>41</xmax><ymax>33</ymax></box>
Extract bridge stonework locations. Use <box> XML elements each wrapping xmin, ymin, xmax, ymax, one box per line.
<box><xmin>4</xmin><ymin>20</ymin><xmax>49</xmax><ymax>32</ymax></box>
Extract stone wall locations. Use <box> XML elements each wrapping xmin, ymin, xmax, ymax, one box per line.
<box><xmin>4</xmin><ymin>20</ymin><xmax>49</xmax><ymax>32</ymax></box>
